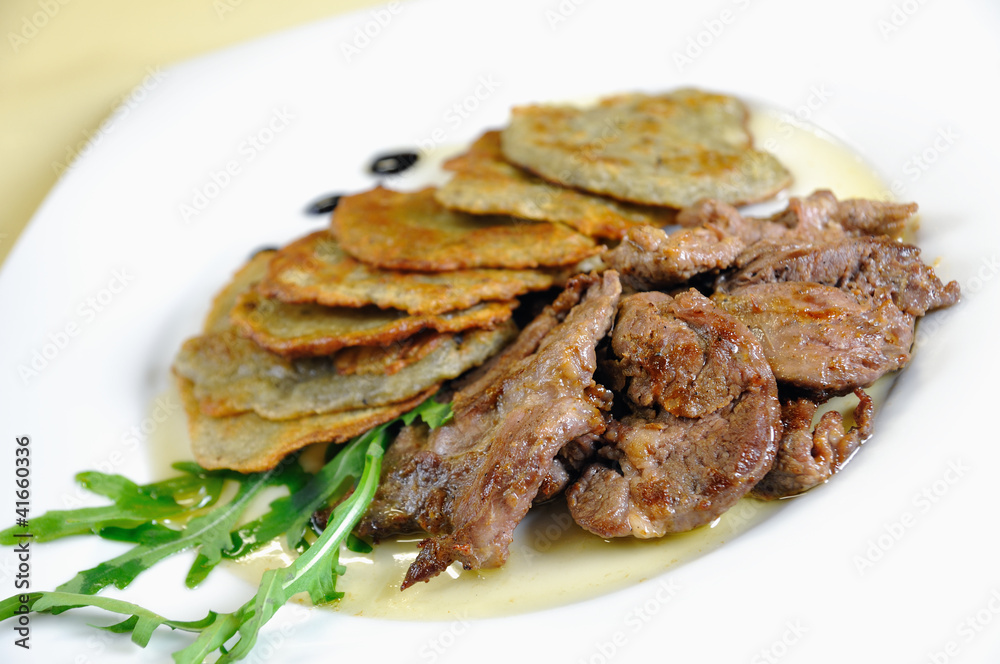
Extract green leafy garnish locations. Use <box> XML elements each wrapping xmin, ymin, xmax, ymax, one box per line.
<box><xmin>402</xmin><ymin>396</ymin><xmax>453</xmax><ymax>428</ymax></box>
<box><xmin>0</xmin><ymin>470</ymin><xmax>224</xmax><ymax>545</ymax></box>
<box><xmin>176</xmin><ymin>439</ymin><xmax>386</xmax><ymax>663</ymax></box>
<box><xmin>229</xmin><ymin>396</ymin><xmax>452</xmax><ymax>557</ymax></box>
<box><xmin>57</xmin><ymin>466</ymin><xmax>294</xmax><ymax>595</ymax></box>
<box><xmin>0</xmin><ymin>395</ymin><xmax>452</xmax><ymax>663</ymax></box>
<box><xmin>0</xmin><ymin>438</ymin><xmax>384</xmax><ymax>663</ymax></box>
<box><xmin>0</xmin><ymin>593</ymin><xmax>220</xmax><ymax>647</ymax></box>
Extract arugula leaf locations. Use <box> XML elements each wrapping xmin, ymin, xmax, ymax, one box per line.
<box><xmin>176</xmin><ymin>439</ymin><xmax>386</xmax><ymax>664</ymax></box>
<box><xmin>184</xmin><ymin>457</ymin><xmax>309</xmax><ymax>587</ymax></box>
<box><xmin>229</xmin><ymin>395</ymin><xmax>453</xmax><ymax>557</ymax></box>
<box><xmin>57</xmin><ymin>467</ymin><xmax>293</xmax><ymax>595</ymax></box>
<box><xmin>0</xmin><ymin>394</ymin><xmax>452</xmax><ymax>663</ymax></box>
<box><xmin>345</xmin><ymin>532</ymin><xmax>373</xmax><ymax>553</ymax></box>
<box><xmin>0</xmin><ymin>438</ymin><xmax>387</xmax><ymax>663</ymax></box>
<box><xmin>0</xmin><ymin>592</ymin><xmax>219</xmax><ymax>647</ymax></box>
<box><xmin>93</xmin><ymin>522</ymin><xmax>177</xmax><ymax>544</ymax></box>
<box><xmin>0</xmin><ymin>471</ymin><xmax>224</xmax><ymax>545</ymax></box>
<box><xmin>228</xmin><ymin>424</ymin><xmax>385</xmax><ymax>557</ymax></box>
<box><xmin>403</xmin><ymin>396</ymin><xmax>453</xmax><ymax>429</ymax></box>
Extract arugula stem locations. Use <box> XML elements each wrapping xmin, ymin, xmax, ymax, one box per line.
<box><xmin>286</xmin><ymin>441</ymin><xmax>382</xmax><ymax>588</ymax></box>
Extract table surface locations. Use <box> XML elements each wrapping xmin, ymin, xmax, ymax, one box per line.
<box><xmin>0</xmin><ymin>0</ymin><xmax>387</xmax><ymax>269</ymax></box>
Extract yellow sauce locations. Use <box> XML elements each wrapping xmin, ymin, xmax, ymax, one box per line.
<box><xmin>749</xmin><ymin>109</ymin><xmax>887</xmax><ymax>201</ymax></box>
<box><xmin>147</xmin><ymin>383</ymin><xmax>197</xmax><ymax>470</ymax></box>
<box><xmin>151</xmin><ymin>107</ymin><xmax>894</xmax><ymax>620</ymax></box>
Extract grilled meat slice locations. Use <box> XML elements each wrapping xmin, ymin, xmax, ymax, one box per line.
<box><xmin>358</xmin><ymin>272</ymin><xmax>622</xmax><ymax>587</ymax></box>
<box><xmin>568</xmin><ymin>290</ymin><xmax>781</xmax><ymax>538</ymax></box>
<box><xmin>752</xmin><ymin>389</ymin><xmax>874</xmax><ymax>500</ymax></box>
<box><xmin>712</xmin><ymin>282</ymin><xmax>914</xmax><ymax>398</ymax></box>
<box><xmin>717</xmin><ymin>235</ymin><xmax>960</xmax><ymax>317</ymax></box>
<box><xmin>606</xmin><ymin>191</ymin><xmax>916</xmax><ymax>290</ymax></box>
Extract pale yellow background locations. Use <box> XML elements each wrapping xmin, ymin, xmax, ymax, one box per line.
<box><xmin>0</xmin><ymin>0</ymin><xmax>388</xmax><ymax>268</ymax></box>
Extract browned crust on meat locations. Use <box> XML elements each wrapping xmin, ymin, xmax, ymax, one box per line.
<box><xmin>763</xmin><ymin>190</ymin><xmax>916</xmax><ymax>239</ymax></box>
<box><xmin>712</xmin><ymin>282</ymin><xmax>915</xmax><ymax>398</ymax></box>
<box><xmin>717</xmin><ymin>236</ymin><xmax>961</xmax><ymax>317</ymax></box>
<box><xmin>568</xmin><ymin>289</ymin><xmax>781</xmax><ymax>537</ymax></box>
<box><xmin>358</xmin><ymin>272</ymin><xmax>622</xmax><ymax>588</ymax></box>
<box><xmin>604</xmin><ymin>224</ymin><xmax>746</xmax><ymax>289</ymax></box>
<box><xmin>605</xmin><ymin>189</ymin><xmax>918</xmax><ymax>291</ymax></box>
<box><xmin>752</xmin><ymin>389</ymin><xmax>874</xmax><ymax>500</ymax></box>
<box><xmin>398</xmin><ymin>272</ymin><xmax>621</xmax><ymax>587</ymax></box>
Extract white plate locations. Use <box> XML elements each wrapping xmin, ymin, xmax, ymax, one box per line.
<box><xmin>3</xmin><ymin>0</ymin><xmax>1000</xmax><ymax>661</ymax></box>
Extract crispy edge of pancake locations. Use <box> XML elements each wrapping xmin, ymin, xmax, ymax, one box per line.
<box><xmin>203</xmin><ymin>251</ymin><xmax>275</xmax><ymax>333</ymax></box>
<box><xmin>177</xmin><ymin>375</ymin><xmax>437</xmax><ymax>472</ymax></box>
<box><xmin>230</xmin><ymin>286</ymin><xmax>518</xmax><ymax>357</ymax></box>
<box><xmin>332</xmin><ymin>329</ymin><xmax>449</xmax><ymax>376</ymax></box>
<box><xmin>435</xmin><ymin>131</ymin><xmax>676</xmax><ymax>240</ymax></box>
<box><xmin>194</xmin><ymin>247</ymin><xmax>463</xmax><ymax>376</ymax></box>
<box><xmin>329</xmin><ymin>186</ymin><xmax>601</xmax><ymax>271</ymax></box>
<box><xmin>257</xmin><ymin>229</ymin><xmax>558</xmax><ymax>315</ymax></box>
<box><xmin>174</xmin><ymin>321</ymin><xmax>517</xmax><ymax>420</ymax></box>
<box><xmin>499</xmin><ymin>89</ymin><xmax>792</xmax><ymax>208</ymax></box>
